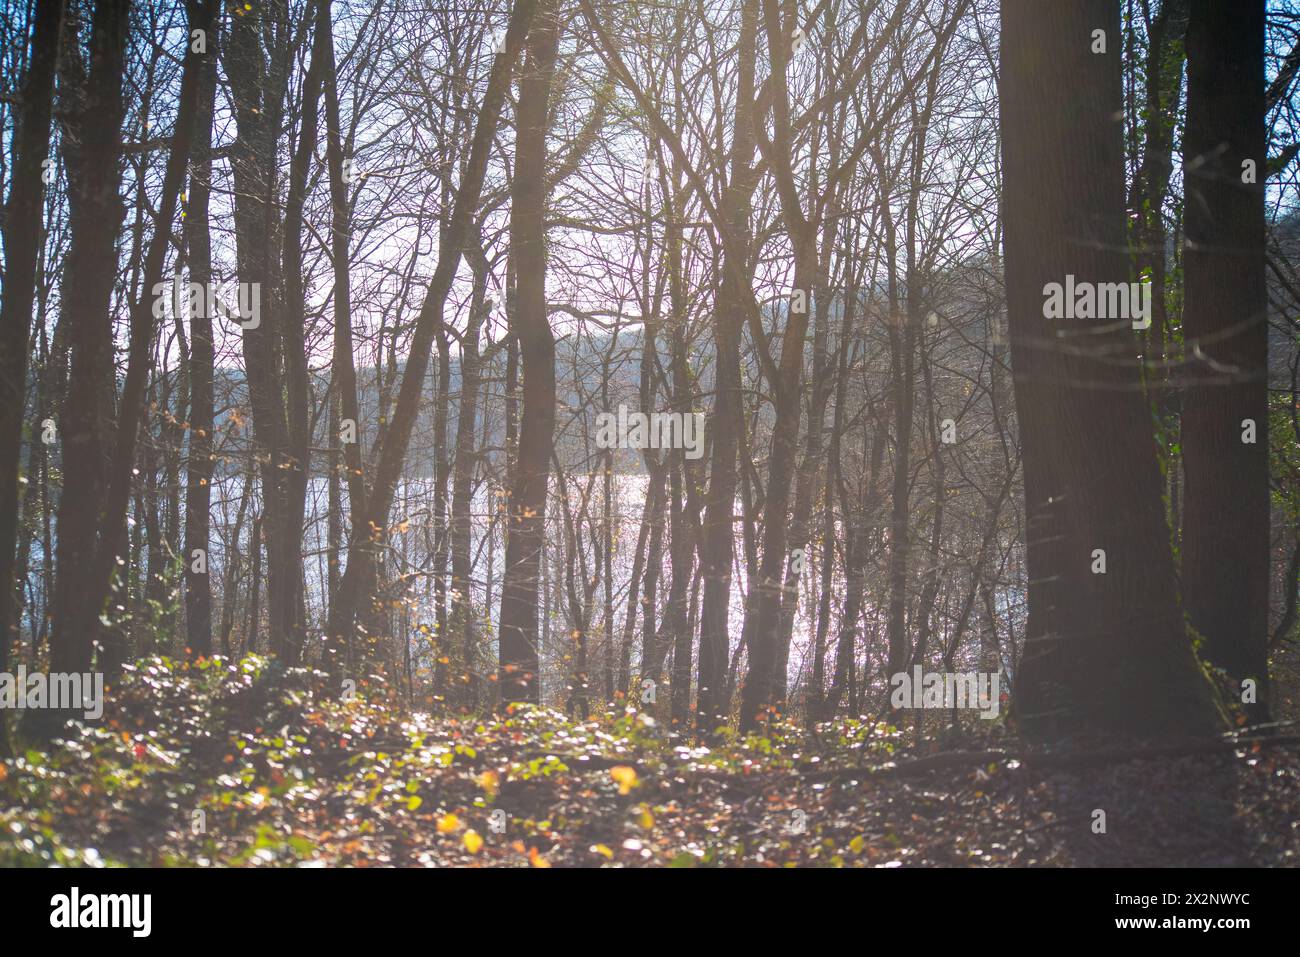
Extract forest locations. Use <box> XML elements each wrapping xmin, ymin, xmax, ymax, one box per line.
<box><xmin>0</xmin><ymin>0</ymin><xmax>1298</xmax><ymax>873</ymax></box>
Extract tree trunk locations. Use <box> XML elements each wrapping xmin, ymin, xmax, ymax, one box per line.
<box><xmin>227</xmin><ymin>0</ymin><xmax>295</xmax><ymax>659</ymax></box>
<box><xmin>184</xmin><ymin>7</ymin><xmax>219</xmax><ymax>658</ymax></box>
<box><xmin>450</xmin><ymin>244</ymin><xmax>491</xmax><ymax>705</ymax></box>
<box><xmin>50</xmin><ymin>0</ymin><xmax>131</xmax><ymax>682</ymax></box>
<box><xmin>697</xmin><ymin>0</ymin><xmax>758</xmax><ymax>735</ymax></box>
<box><xmin>738</xmin><ymin>0</ymin><xmax>820</xmax><ymax>731</ymax></box>
<box><xmin>1000</xmin><ymin>0</ymin><xmax>1223</xmax><ymax>737</ymax></box>
<box><xmin>1180</xmin><ymin>0</ymin><xmax>1269</xmax><ymax>717</ymax></box>
<box><xmin>84</xmin><ymin>0</ymin><xmax>215</xmax><ymax>672</ymax></box>
<box><xmin>0</xmin><ymin>0</ymin><xmax>63</xmax><ymax>742</ymax></box>
<box><xmin>498</xmin><ymin>0</ymin><xmax>560</xmax><ymax>705</ymax></box>
<box><xmin>275</xmin><ymin>0</ymin><xmax>336</xmax><ymax>662</ymax></box>
<box><xmin>666</xmin><ymin>305</ymin><xmax>701</xmax><ymax>725</ymax></box>
<box><xmin>881</xmin><ymin>194</ymin><xmax>915</xmax><ymax>685</ymax></box>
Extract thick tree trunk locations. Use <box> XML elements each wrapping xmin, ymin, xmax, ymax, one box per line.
<box><xmin>276</xmin><ymin>0</ymin><xmax>337</xmax><ymax>662</ymax></box>
<box><xmin>50</xmin><ymin>0</ymin><xmax>130</xmax><ymax>684</ymax></box>
<box><xmin>498</xmin><ymin>0</ymin><xmax>560</xmax><ymax>705</ymax></box>
<box><xmin>774</xmin><ymin>253</ymin><xmax>836</xmax><ymax>705</ymax></box>
<box><xmin>80</xmin><ymin>0</ymin><xmax>215</xmax><ymax>673</ymax></box>
<box><xmin>1181</xmin><ymin>0</ymin><xmax>1269</xmax><ymax>717</ymax></box>
<box><xmin>696</xmin><ymin>0</ymin><xmax>758</xmax><ymax>735</ymax></box>
<box><xmin>738</xmin><ymin>0</ymin><xmax>819</xmax><ymax>732</ymax></box>
<box><xmin>227</xmin><ymin>0</ymin><xmax>295</xmax><ymax>659</ymax></box>
<box><xmin>0</xmin><ymin>0</ymin><xmax>63</xmax><ymax>751</ymax></box>
<box><xmin>1000</xmin><ymin>0</ymin><xmax>1222</xmax><ymax>737</ymax></box>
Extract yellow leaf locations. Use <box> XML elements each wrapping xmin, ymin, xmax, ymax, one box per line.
<box><xmin>849</xmin><ymin>835</ymin><xmax>866</xmax><ymax>854</ymax></box>
<box><xmin>437</xmin><ymin>813</ymin><xmax>460</xmax><ymax>834</ymax></box>
<box><xmin>610</xmin><ymin>765</ymin><xmax>638</xmax><ymax>795</ymax></box>
<box><xmin>591</xmin><ymin>844</ymin><xmax>614</xmax><ymax>859</ymax></box>
<box><xmin>464</xmin><ymin>830</ymin><xmax>483</xmax><ymax>854</ymax></box>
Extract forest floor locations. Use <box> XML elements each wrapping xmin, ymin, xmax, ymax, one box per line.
<box><xmin>1</xmin><ymin>655</ymin><xmax>1297</xmax><ymax>867</ymax></box>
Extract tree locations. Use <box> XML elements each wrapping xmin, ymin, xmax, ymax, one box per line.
<box><xmin>71</xmin><ymin>0</ymin><xmax>216</xmax><ymax>678</ymax></box>
<box><xmin>0</xmin><ymin>0</ymin><xmax>63</xmax><ymax>751</ymax></box>
<box><xmin>184</xmin><ymin>0</ymin><xmax>220</xmax><ymax>658</ymax></box>
<box><xmin>226</xmin><ymin>0</ymin><xmax>299</xmax><ymax>658</ymax></box>
<box><xmin>1000</xmin><ymin>0</ymin><xmax>1222</xmax><ymax>737</ymax></box>
<box><xmin>326</xmin><ymin>0</ymin><xmax>541</xmax><ymax>667</ymax></box>
<box><xmin>498</xmin><ymin>0</ymin><xmax>561</xmax><ymax>705</ymax></box>
<box><xmin>695</xmin><ymin>0</ymin><xmax>758</xmax><ymax>734</ymax></box>
<box><xmin>1181</xmin><ymin>0</ymin><xmax>1270</xmax><ymax>718</ymax></box>
<box><xmin>49</xmin><ymin>0</ymin><xmax>133</xmax><ymax>682</ymax></box>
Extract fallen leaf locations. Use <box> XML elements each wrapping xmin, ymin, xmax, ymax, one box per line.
<box><xmin>611</xmin><ymin>765</ymin><xmax>638</xmax><ymax>795</ymax></box>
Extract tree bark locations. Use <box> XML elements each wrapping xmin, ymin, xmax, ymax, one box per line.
<box><xmin>498</xmin><ymin>0</ymin><xmax>560</xmax><ymax>705</ymax></box>
<box><xmin>1000</xmin><ymin>0</ymin><xmax>1223</xmax><ymax>737</ymax></box>
<box><xmin>227</xmin><ymin>0</ymin><xmax>296</xmax><ymax>659</ymax></box>
<box><xmin>697</xmin><ymin>0</ymin><xmax>758</xmax><ymax>735</ymax></box>
<box><xmin>184</xmin><ymin>6</ymin><xmax>219</xmax><ymax>658</ymax></box>
<box><xmin>49</xmin><ymin>0</ymin><xmax>131</xmax><ymax>681</ymax></box>
<box><xmin>0</xmin><ymin>0</ymin><xmax>63</xmax><ymax>751</ymax></box>
<box><xmin>1181</xmin><ymin>0</ymin><xmax>1269</xmax><ymax>717</ymax></box>
<box><xmin>738</xmin><ymin>0</ymin><xmax>820</xmax><ymax>732</ymax></box>
<box><xmin>450</xmin><ymin>243</ymin><xmax>491</xmax><ymax>704</ymax></box>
